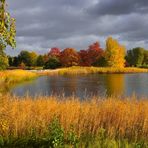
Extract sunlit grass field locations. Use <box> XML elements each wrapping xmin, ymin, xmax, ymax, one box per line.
<box><xmin>39</xmin><ymin>66</ymin><xmax>148</xmax><ymax>75</ymax></box>
<box><xmin>0</xmin><ymin>70</ymin><xmax>37</xmax><ymax>84</ymax></box>
<box><xmin>0</xmin><ymin>95</ymin><xmax>148</xmax><ymax>147</ymax></box>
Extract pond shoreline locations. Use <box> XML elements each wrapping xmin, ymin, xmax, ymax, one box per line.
<box><xmin>32</xmin><ymin>67</ymin><xmax>148</xmax><ymax>75</ymax></box>
<box><xmin>0</xmin><ymin>68</ymin><xmax>148</xmax><ymax>97</ymax></box>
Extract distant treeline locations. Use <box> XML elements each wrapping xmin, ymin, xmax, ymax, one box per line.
<box><xmin>7</xmin><ymin>37</ymin><xmax>148</xmax><ymax>69</ymax></box>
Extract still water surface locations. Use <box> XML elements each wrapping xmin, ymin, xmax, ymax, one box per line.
<box><xmin>10</xmin><ymin>73</ymin><xmax>148</xmax><ymax>99</ymax></box>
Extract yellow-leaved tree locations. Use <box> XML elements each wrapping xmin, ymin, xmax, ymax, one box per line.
<box><xmin>105</xmin><ymin>37</ymin><xmax>125</xmax><ymax>68</ymax></box>
<box><xmin>0</xmin><ymin>0</ymin><xmax>16</xmax><ymax>69</ymax></box>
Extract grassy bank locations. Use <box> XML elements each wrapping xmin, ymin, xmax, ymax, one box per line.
<box><xmin>0</xmin><ymin>70</ymin><xmax>38</xmax><ymax>84</ymax></box>
<box><xmin>0</xmin><ymin>95</ymin><xmax>147</xmax><ymax>147</ymax></box>
<box><xmin>38</xmin><ymin>66</ymin><xmax>148</xmax><ymax>75</ymax></box>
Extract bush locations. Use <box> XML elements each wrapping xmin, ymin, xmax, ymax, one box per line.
<box><xmin>93</xmin><ymin>56</ymin><xmax>107</xmax><ymax>67</ymax></box>
<box><xmin>44</xmin><ymin>57</ymin><xmax>61</xmax><ymax>69</ymax></box>
<box><xmin>36</xmin><ymin>55</ymin><xmax>44</xmax><ymax>67</ymax></box>
<box><xmin>47</xmin><ymin>118</ymin><xmax>64</xmax><ymax>147</ymax></box>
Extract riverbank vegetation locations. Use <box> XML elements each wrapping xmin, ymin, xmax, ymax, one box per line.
<box><xmin>7</xmin><ymin>38</ymin><xmax>148</xmax><ymax>71</ymax></box>
<box><xmin>39</xmin><ymin>66</ymin><xmax>148</xmax><ymax>75</ymax></box>
<box><xmin>0</xmin><ymin>95</ymin><xmax>147</xmax><ymax>147</ymax></box>
<box><xmin>0</xmin><ymin>70</ymin><xmax>37</xmax><ymax>85</ymax></box>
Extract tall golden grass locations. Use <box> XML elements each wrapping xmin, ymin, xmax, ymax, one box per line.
<box><xmin>0</xmin><ymin>70</ymin><xmax>37</xmax><ymax>84</ymax></box>
<box><xmin>0</xmin><ymin>95</ymin><xmax>147</xmax><ymax>142</ymax></box>
<box><xmin>38</xmin><ymin>66</ymin><xmax>148</xmax><ymax>75</ymax></box>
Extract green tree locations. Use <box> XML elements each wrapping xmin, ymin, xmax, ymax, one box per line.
<box><xmin>93</xmin><ymin>56</ymin><xmax>107</xmax><ymax>67</ymax></box>
<box><xmin>18</xmin><ymin>51</ymin><xmax>38</xmax><ymax>67</ymax></box>
<box><xmin>0</xmin><ymin>0</ymin><xmax>16</xmax><ymax>69</ymax></box>
<box><xmin>44</xmin><ymin>57</ymin><xmax>61</xmax><ymax>69</ymax></box>
<box><xmin>13</xmin><ymin>56</ymin><xmax>19</xmax><ymax>67</ymax></box>
<box><xmin>36</xmin><ymin>55</ymin><xmax>44</xmax><ymax>66</ymax></box>
<box><xmin>126</xmin><ymin>47</ymin><xmax>144</xmax><ymax>67</ymax></box>
<box><xmin>143</xmin><ymin>50</ymin><xmax>148</xmax><ymax>66</ymax></box>
<box><xmin>18</xmin><ymin>51</ymin><xmax>31</xmax><ymax>66</ymax></box>
<box><xmin>8</xmin><ymin>56</ymin><xmax>13</xmax><ymax>66</ymax></box>
<box><xmin>105</xmin><ymin>37</ymin><xmax>125</xmax><ymax>68</ymax></box>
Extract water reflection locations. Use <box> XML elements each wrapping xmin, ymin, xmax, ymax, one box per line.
<box><xmin>7</xmin><ymin>73</ymin><xmax>148</xmax><ymax>99</ymax></box>
<box><xmin>105</xmin><ymin>74</ymin><xmax>125</xmax><ymax>96</ymax></box>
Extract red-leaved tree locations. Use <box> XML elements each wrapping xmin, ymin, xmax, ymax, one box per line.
<box><xmin>87</xmin><ymin>42</ymin><xmax>104</xmax><ymax>65</ymax></box>
<box><xmin>79</xmin><ymin>50</ymin><xmax>91</xmax><ymax>66</ymax></box>
<box><xmin>48</xmin><ymin>47</ymin><xmax>61</xmax><ymax>57</ymax></box>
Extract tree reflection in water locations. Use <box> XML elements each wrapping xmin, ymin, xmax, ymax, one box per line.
<box><xmin>105</xmin><ymin>74</ymin><xmax>125</xmax><ymax>96</ymax></box>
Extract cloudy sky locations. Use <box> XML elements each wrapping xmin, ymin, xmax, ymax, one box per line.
<box><xmin>6</xmin><ymin>0</ymin><xmax>148</xmax><ymax>56</ymax></box>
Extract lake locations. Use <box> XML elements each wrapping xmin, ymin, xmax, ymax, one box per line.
<box><xmin>9</xmin><ymin>73</ymin><xmax>148</xmax><ymax>99</ymax></box>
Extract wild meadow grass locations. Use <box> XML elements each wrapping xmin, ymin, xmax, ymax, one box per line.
<box><xmin>0</xmin><ymin>70</ymin><xmax>38</xmax><ymax>84</ymax></box>
<box><xmin>39</xmin><ymin>66</ymin><xmax>148</xmax><ymax>75</ymax></box>
<box><xmin>0</xmin><ymin>95</ymin><xmax>148</xmax><ymax>147</ymax></box>
<box><xmin>0</xmin><ymin>68</ymin><xmax>148</xmax><ymax>147</ymax></box>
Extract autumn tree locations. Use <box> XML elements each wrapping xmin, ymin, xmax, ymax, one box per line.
<box><xmin>60</xmin><ymin>48</ymin><xmax>80</xmax><ymax>67</ymax></box>
<box><xmin>87</xmin><ymin>42</ymin><xmax>104</xmax><ymax>66</ymax></box>
<box><xmin>29</xmin><ymin>51</ymin><xmax>38</xmax><ymax>66</ymax></box>
<box><xmin>48</xmin><ymin>47</ymin><xmax>61</xmax><ymax>58</ymax></box>
<box><xmin>79</xmin><ymin>50</ymin><xmax>90</xmax><ymax>66</ymax></box>
<box><xmin>79</xmin><ymin>42</ymin><xmax>104</xmax><ymax>66</ymax></box>
<box><xmin>105</xmin><ymin>37</ymin><xmax>125</xmax><ymax>68</ymax></box>
<box><xmin>0</xmin><ymin>0</ymin><xmax>16</xmax><ymax>69</ymax></box>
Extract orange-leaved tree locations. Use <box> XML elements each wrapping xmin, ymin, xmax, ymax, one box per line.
<box><xmin>60</xmin><ymin>48</ymin><xmax>80</xmax><ymax>67</ymax></box>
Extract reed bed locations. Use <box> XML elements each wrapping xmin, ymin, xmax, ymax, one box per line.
<box><xmin>0</xmin><ymin>95</ymin><xmax>148</xmax><ymax>147</ymax></box>
<box><xmin>38</xmin><ymin>66</ymin><xmax>148</xmax><ymax>75</ymax></box>
<box><xmin>0</xmin><ymin>70</ymin><xmax>38</xmax><ymax>84</ymax></box>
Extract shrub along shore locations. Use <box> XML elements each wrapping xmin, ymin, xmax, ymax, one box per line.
<box><xmin>37</xmin><ymin>66</ymin><xmax>148</xmax><ymax>75</ymax></box>
<box><xmin>0</xmin><ymin>95</ymin><xmax>147</xmax><ymax>147</ymax></box>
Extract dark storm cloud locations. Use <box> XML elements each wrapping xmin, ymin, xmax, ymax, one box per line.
<box><xmin>6</xmin><ymin>0</ymin><xmax>148</xmax><ymax>56</ymax></box>
<box><xmin>88</xmin><ymin>0</ymin><xmax>148</xmax><ymax>15</ymax></box>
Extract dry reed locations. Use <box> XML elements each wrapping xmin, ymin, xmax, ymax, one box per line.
<box><xmin>0</xmin><ymin>70</ymin><xmax>37</xmax><ymax>84</ymax></box>
<box><xmin>37</xmin><ymin>66</ymin><xmax>148</xmax><ymax>75</ymax></box>
<box><xmin>0</xmin><ymin>95</ymin><xmax>147</xmax><ymax>142</ymax></box>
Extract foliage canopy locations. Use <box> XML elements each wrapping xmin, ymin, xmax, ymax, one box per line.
<box><xmin>0</xmin><ymin>0</ymin><xmax>16</xmax><ymax>69</ymax></box>
<box><xmin>105</xmin><ymin>37</ymin><xmax>125</xmax><ymax>68</ymax></box>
